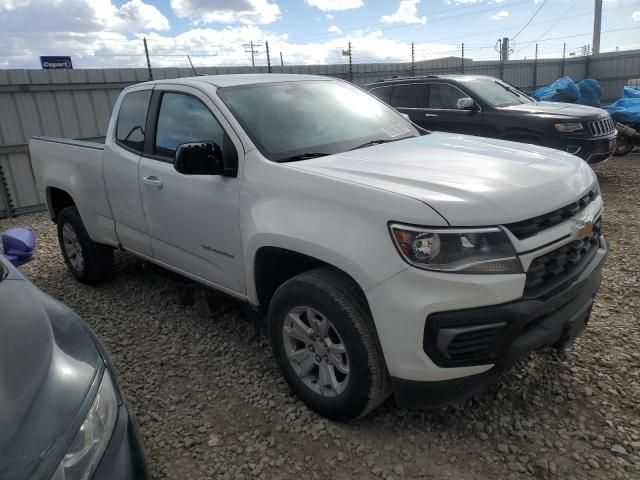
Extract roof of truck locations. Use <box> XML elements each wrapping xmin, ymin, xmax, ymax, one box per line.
<box><xmin>137</xmin><ymin>74</ymin><xmax>334</xmax><ymax>89</ymax></box>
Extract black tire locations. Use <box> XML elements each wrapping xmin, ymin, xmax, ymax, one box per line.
<box><xmin>268</xmin><ymin>267</ymin><xmax>391</xmax><ymax>421</ymax></box>
<box><xmin>614</xmin><ymin>136</ymin><xmax>634</xmax><ymax>156</ymax></box>
<box><xmin>57</xmin><ymin>206</ymin><xmax>114</xmax><ymax>284</ymax></box>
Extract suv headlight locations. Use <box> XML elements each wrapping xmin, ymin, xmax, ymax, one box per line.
<box><xmin>51</xmin><ymin>371</ymin><xmax>118</xmax><ymax>480</ymax></box>
<box><xmin>554</xmin><ymin>122</ymin><xmax>584</xmax><ymax>133</ymax></box>
<box><xmin>389</xmin><ymin>224</ymin><xmax>522</xmax><ymax>274</ymax></box>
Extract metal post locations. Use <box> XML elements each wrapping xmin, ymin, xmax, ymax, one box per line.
<box><xmin>533</xmin><ymin>43</ymin><xmax>538</xmax><ymax>89</ymax></box>
<box><xmin>0</xmin><ymin>162</ymin><xmax>14</xmax><ymax>218</ymax></box>
<box><xmin>561</xmin><ymin>43</ymin><xmax>566</xmax><ymax>77</ymax></box>
<box><xmin>348</xmin><ymin>41</ymin><xmax>353</xmax><ymax>83</ymax></box>
<box><xmin>187</xmin><ymin>55</ymin><xmax>196</xmax><ymax>76</ymax></box>
<box><xmin>499</xmin><ymin>39</ymin><xmax>505</xmax><ymax>80</ymax></box>
<box><xmin>592</xmin><ymin>0</ymin><xmax>602</xmax><ymax>55</ymax></box>
<box><xmin>280</xmin><ymin>51</ymin><xmax>284</xmax><ymax>67</ymax></box>
<box><xmin>501</xmin><ymin>37</ymin><xmax>510</xmax><ymax>62</ymax></box>
<box><xmin>585</xmin><ymin>44</ymin><xmax>591</xmax><ymax>78</ymax></box>
<box><xmin>143</xmin><ymin>37</ymin><xmax>153</xmax><ymax>81</ymax></box>
<box><xmin>250</xmin><ymin>40</ymin><xmax>255</xmax><ymax>67</ymax></box>
<box><xmin>461</xmin><ymin>42</ymin><xmax>464</xmax><ymax>74</ymax></box>
<box><xmin>266</xmin><ymin>41</ymin><xmax>271</xmax><ymax>73</ymax></box>
<box><xmin>411</xmin><ymin>42</ymin><xmax>415</xmax><ymax>77</ymax></box>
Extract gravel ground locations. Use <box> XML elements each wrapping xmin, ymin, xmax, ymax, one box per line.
<box><xmin>3</xmin><ymin>153</ymin><xmax>640</xmax><ymax>480</ymax></box>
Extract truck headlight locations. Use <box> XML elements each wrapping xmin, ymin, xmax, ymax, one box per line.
<box><xmin>389</xmin><ymin>224</ymin><xmax>522</xmax><ymax>274</ymax></box>
<box><xmin>51</xmin><ymin>371</ymin><xmax>118</xmax><ymax>480</ymax></box>
<box><xmin>554</xmin><ymin>122</ymin><xmax>584</xmax><ymax>133</ymax></box>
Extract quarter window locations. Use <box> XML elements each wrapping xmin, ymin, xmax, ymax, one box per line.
<box><xmin>154</xmin><ymin>93</ymin><xmax>225</xmax><ymax>159</ymax></box>
<box><xmin>428</xmin><ymin>83</ymin><xmax>467</xmax><ymax>110</ymax></box>
<box><xmin>390</xmin><ymin>84</ymin><xmax>426</xmax><ymax>108</ymax></box>
<box><xmin>116</xmin><ymin>90</ymin><xmax>151</xmax><ymax>153</ymax></box>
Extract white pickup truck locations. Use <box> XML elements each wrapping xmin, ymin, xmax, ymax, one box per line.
<box><xmin>31</xmin><ymin>74</ymin><xmax>607</xmax><ymax>421</ymax></box>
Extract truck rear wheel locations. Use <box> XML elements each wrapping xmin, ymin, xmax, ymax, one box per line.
<box><xmin>57</xmin><ymin>206</ymin><xmax>113</xmax><ymax>284</ymax></box>
<box><xmin>268</xmin><ymin>267</ymin><xmax>391</xmax><ymax>421</ymax></box>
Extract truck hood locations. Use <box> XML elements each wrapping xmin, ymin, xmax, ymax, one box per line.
<box><xmin>0</xmin><ymin>270</ymin><xmax>100</xmax><ymax>477</ymax></box>
<box><xmin>501</xmin><ymin>101</ymin><xmax>607</xmax><ymax>119</ymax></box>
<box><xmin>288</xmin><ymin>133</ymin><xmax>596</xmax><ymax>226</ymax></box>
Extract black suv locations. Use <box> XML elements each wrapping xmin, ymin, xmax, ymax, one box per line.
<box><xmin>365</xmin><ymin>74</ymin><xmax>616</xmax><ymax>165</ymax></box>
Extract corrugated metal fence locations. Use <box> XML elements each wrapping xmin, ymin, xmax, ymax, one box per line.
<box><xmin>1</xmin><ymin>48</ymin><xmax>639</xmax><ymax>218</ymax></box>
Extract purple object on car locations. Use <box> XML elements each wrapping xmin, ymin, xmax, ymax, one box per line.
<box><xmin>1</xmin><ymin>228</ymin><xmax>37</xmax><ymax>267</ymax></box>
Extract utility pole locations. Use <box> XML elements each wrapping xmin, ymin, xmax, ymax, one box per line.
<box><xmin>592</xmin><ymin>0</ymin><xmax>602</xmax><ymax>55</ymax></box>
<box><xmin>461</xmin><ymin>42</ymin><xmax>464</xmax><ymax>74</ymax></box>
<box><xmin>244</xmin><ymin>41</ymin><xmax>262</xmax><ymax>68</ymax></box>
<box><xmin>561</xmin><ymin>42</ymin><xmax>566</xmax><ymax>77</ymax></box>
<box><xmin>265</xmin><ymin>41</ymin><xmax>271</xmax><ymax>73</ymax></box>
<box><xmin>348</xmin><ymin>42</ymin><xmax>353</xmax><ymax>83</ymax></box>
<box><xmin>500</xmin><ymin>37</ymin><xmax>510</xmax><ymax>62</ymax></box>
<box><xmin>143</xmin><ymin>37</ymin><xmax>153</xmax><ymax>81</ymax></box>
<box><xmin>532</xmin><ymin>43</ymin><xmax>538</xmax><ymax>89</ymax></box>
<box><xmin>411</xmin><ymin>42</ymin><xmax>415</xmax><ymax>77</ymax></box>
<box><xmin>280</xmin><ymin>51</ymin><xmax>284</xmax><ymax>67</ymax></box>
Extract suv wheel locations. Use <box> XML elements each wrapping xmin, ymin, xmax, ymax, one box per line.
<box><xmin>268</xmin><ymin>267</ymin><xmax>391</xmax><ymax>421</ymax></box>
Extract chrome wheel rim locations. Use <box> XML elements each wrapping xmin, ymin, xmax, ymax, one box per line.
<box><xmin>282</xmin><ymin>306</ymin><xmax>350</xmax><ymax>397</ymax></box>
<box><xmin>62</xmin><ymin>223</ymin><xmax>84</xmax><ymax>272</ymax></box>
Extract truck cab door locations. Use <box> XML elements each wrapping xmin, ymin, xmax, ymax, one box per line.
<box><xmin>103</xmin><ymin>86</ymin><xmax>153</xmax><ymax>256</ymax></box>
<box><xmin>422</xmin><ymin>82</ymin><xmax>483</xmax><ymax>136</ymax></box>
<box><xmin>386</xmin><ymin>83</ymin><xmax>430</xmax><ymax>129</ymax></box>
<box><xmin>138</xmin><ymin>86</ymin><xmax>245</xmax><ymax>295</ymax></box>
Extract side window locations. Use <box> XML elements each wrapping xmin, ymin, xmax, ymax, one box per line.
<box><xmin>154</xmin><ymin>93</ymin><xmax>225</xmax><ymax>159</ymax></box>
<box><xmin>369</xmin><ymin>86</ymin><xmax>393</xmax><ymax>104</ymax></box>
<box><xmin>116</xmin><ymin>90</ymin><xmax>151</xmax><ymax>153</ymax></box>
<box><xmin>390</xmin><ymin>84</ymin><xmax>426</xmax><ymax>108</ymax></box>
<box><xmin>428</xmin><ymin>83</ymin><xmax>467</xmax><ymax>109</ymax></box>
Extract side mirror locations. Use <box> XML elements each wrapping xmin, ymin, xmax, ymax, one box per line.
<box><xmin>1</xmin><ymin>228</ymin><xmax>37</xmax><ymax>267</ymax></box>
<box><xmin>174</xmin><ymin>142</ymin><xmax>225</xmax><ymax>175</ymax></box>
<box><xmin>400</xmin><ymin>113</ymin><xmax>410</xmax><ymax>121</ymax></box>
<box><xmin>456</xmin><ymin>97</ymin><xmax>477</xmax><ymax>111</ymax></box>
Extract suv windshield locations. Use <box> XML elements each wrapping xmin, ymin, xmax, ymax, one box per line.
<box><xmin>460</xmin><ymin>77</ymin><xmax>534</xmax><ymax>108</ymax></box>
<box><xmin>217</xmin><ymin>80</ymin><xmax>419</xmax><ymax>162</ymax></box>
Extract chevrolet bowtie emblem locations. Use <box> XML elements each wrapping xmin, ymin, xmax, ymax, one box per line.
<box><xmin>577</xmin><ymin>220</ymin><xmax>594</xmax><ymax>238</ymax></box>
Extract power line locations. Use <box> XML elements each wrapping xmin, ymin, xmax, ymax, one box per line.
<box><xmin>512</xmin><ymin>0</ymin><xmax>548</xmax><ymax>40</ymax></box>
<box><xmin>513</xmin><ymin>0</ymin><xmax>578</xmax><ymax>53</ymax></box>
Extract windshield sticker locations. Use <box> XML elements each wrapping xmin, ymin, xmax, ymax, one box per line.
<box><xmin>383</xmin><ymin>122</ymin><xmax>412</xmax><ymax>138</ymax></box>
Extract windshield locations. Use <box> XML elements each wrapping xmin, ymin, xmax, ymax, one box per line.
<box><xmin>460</xmin><ymin>77</ymin><xmax>534</xmax><ymax>108</ymax></box>
<box><xmin>217</xmin><ymin>80</ymin><xmax>419</xmax><ymax>162</ymax></box>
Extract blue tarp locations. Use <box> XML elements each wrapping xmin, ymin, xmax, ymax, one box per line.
<box><xmin>532</xmin><ymin>76</ymin><xmax>580</xmax><ymax>103</ymax></box>
<box><xmin>532</xmin><ymin>76</ymin><xmax>603</xmax><ymax>106</ymax></box>
<box><xmin>605</xmin><ymin>98</ymin><xmax>640</xmax><ymax>123</ymax></box>
<box><xmin>622</xmin><ymin>85</ymin><xmax>640</xmax><ymax>99</ymax></box>
<box><xmin>577</xmin><ymin>78</ymin><xmax>602</xmax><ymax>107</ymax></box>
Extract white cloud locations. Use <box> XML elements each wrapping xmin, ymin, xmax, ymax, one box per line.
<box><xmin>327</xmin><ymin>25</ymin><xmax>341</xmax><ymax>33</ymax></box>
<box><xmin>632</xmin><ymin>11</ymin><xmax>640</xmax><ymax>21</ymax></box>
<box><xmin>444</xmin><ymin>0</ymin><xmax>482</xmax><ymax>4</ymax></box>
<box><xmin>326</xmin><ymin>13</ymin><xmax>333</xmax><ymax>20</ymax></box>
<box><xmin>0</xmin><ymin>0</ymin><xmax>170</xmax><ymax>32</ymax></box>
<box><xmin>490</xmin><ymin>10</ymin><xmax>508</xmax><ymax>20</ymax></box>
<box><xmin>380</xmin><ymin>0</ymin><xmax>426</xmax><ymax>25</ymax></box>
<box><xmin>305</xmin><ymin>0</ymin><xmax>363</xmax><ymax>12</ymax></box>
<box><xmin>170</xmin><ymin>0</ymin><xmax>281</xmax><ymax>25</ymax></box>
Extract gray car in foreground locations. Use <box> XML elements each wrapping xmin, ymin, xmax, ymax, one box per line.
<box><xmin>0</xmin><ymin>228</ymin><xmax>147</xmax><ymax>480</ymax></box>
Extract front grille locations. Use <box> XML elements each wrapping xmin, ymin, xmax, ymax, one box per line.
<box><xmin>587</xmin><ymin>117</ymin><xmax>615</xmax><ymax>137</ymax></box>
<box><xmin>524</xmin><ymin>218</ymin><xmax>602</xmax><ymax>297</ymax></box>
<box><xmin>444</xmin><ymin>324</ymin><xmax>506</xmax><ymax>364</ymax></box>
<box><xmin>505</xmin><ymin>188</ymin><xmax>598</xmax><ymax>240</ymax></box>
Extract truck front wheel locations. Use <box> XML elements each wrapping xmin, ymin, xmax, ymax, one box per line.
<box><xmin>268</xmin><ymin>267</ymin><xmax>391</xmax><ymax>421</ymax></box>
<box><xmin>57</xmin><ymin>206</ymin><xmax>114</xmax><ymax>284</ymax></box>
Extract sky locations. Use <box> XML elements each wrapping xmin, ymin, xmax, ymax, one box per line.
<box><xmin>0</xmin><ymin>0</ymin><xmax>639</xmax><ymax>69</ymax></box>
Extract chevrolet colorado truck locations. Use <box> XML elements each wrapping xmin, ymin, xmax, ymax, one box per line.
<box><xmin>30</xmin><ymin>74</ymin><xmax>607</xmax><ymax>421</ymax></box>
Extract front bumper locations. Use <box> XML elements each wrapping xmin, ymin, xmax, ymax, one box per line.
<box><xmin>367</xmin><ymin>237</ymin><xmax>607</xmax><ymax>407</ymax></box>
<box><xmin>564</xmin><ymin>133</ymin><xmax>617</xmax><ymax>165</ymax></box>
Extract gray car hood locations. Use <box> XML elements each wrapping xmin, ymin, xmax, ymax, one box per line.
<box><xmin>501</xmin><ymin>101</ymin><xmax>608</xmax><ymax>119</ymax></box>
<box><xmin>289</xmin><ymin>133</ymin><xmax>596</xmax><ymax>226</ymax></box>
<box><xmin>0</xmin><ymin>265</ymin><xmax>100</xmax><ymax>477</ymax></box>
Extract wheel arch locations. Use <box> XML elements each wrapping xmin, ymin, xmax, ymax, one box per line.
<box><xmin>46</xmin><ymin>186</ymin><xmax>76</xmax><ymax>222</ymax></box>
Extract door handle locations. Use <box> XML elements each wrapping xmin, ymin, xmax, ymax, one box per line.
<box><xmin>142</xmin><ymin>176</ymin><xmax>163</xmax><ymax>188</ymax></box>
<box><xmin>425</xmin><ymin>113</ymin><xmax>439</xmax><ymax>117</ymax></box>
